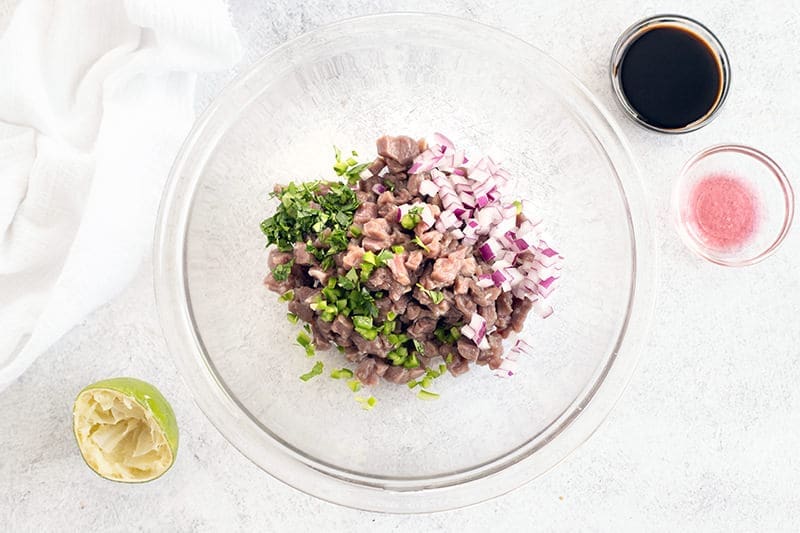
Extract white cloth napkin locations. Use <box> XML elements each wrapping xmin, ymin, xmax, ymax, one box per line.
<box><xmin>0</xmin><ymin>0</ymin><xmax>241</xmax><ymax>390</ymax></box>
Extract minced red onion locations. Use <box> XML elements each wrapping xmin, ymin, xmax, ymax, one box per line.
<box><xmin>420</xmin><ymin>208</ymin><xmax>435</xmax><ymax>227</ymax></box>
<box><xmin>461</xmin><ymin>313</ymin><xmax>488</xmax><ymax>348</ymax></box>
<box><xmin>411</xmin><ymin>133</ymin><xmax>564</xmax><ymax>365</ymax></box>
<box><xmin>540</xmin><ymin>247</ymin><xmax>559</xmax><ymax>257</ymax></box>
<box><xmin>418</xmin><ymin>179</ymin><xmax>439</xmax><ymax>197</ymax></box>
<box><xmin>479</xmin><ymin>240</ymin><xmax>498</xmax><ymax>262</ymax></box>
<box><xmin>514</xmin><ymin>238</ymin><xmax>530</xmax><ymax>251</ymax></box>
<box><xmin>491</xmin><ymin>259</ymin><xmax>512</xmax><ymax>271</ymax></box>
<box><xmin>511</xmin><ymin>339</ymin><xmax>534</xmax><ymax>356</ymax></box>
<box><xmin>476</xmin><ymin>274</ymin><xmax>494</xmax><ymax>288</ymax></box>
<box><xmin>490</xmin><ymin>270</ymin><xmax>506</xmax><ymax>287</ymax></box>
<box><xmin>437</xmin><ymin>210</ymin><xmax>459</xmax><ymax>230</ymax></box>
<box><xmin>469</xmin><ymin>313</ymin><xmax>486</xmax><ymax>335</ymax></box>
<box><xmin>432</xmin><ymin>132</ymin><xmax>454</xmax><ymax>153</ymax></box>
<box><xmin>493</xmin><ymin>357</ymin><xmax>518</xmax><ymax>378</ymax></box>
<box><xmin>539</xmin><ymin>276</ymin><xmax>557</xmax><ymax>289</ymax></box>
<box><xmin>458</xmin><ymin>191</ymin><xmax>475</xmax><ymax>207</ymax></box>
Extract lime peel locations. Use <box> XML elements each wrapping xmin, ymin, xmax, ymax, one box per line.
<box><xmin>72</xmin><ymin>378</ymin><xmax>178</xmax><ymax>483</ymax></box>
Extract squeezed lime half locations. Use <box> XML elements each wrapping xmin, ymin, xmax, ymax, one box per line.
<box><xmin>72</xmin><ymin>377</ymin><xmax>178</xmax><ymax>482</ymax></box>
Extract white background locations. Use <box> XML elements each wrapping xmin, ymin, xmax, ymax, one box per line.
<box><xmin>3</xmin><ymin>0</ymin><xmax>800</xmax><ymax>531</ymax></box>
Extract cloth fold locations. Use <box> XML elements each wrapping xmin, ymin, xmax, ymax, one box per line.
<box><xmin>0</xmin><ymin>0</ymin><xmax>241</xmax><ymax>390</ymax></box>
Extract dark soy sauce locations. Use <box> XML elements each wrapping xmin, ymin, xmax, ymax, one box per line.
<box><xmin>619</xmin><ymin>25</ymin><xmax>723</xmax><ymax>130</ymax></box>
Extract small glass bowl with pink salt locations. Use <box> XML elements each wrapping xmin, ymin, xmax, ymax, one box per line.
<box><xmin>673</xmin><ymin>144</ymin><xmax>794</xmax><ymax>266</ymax></box>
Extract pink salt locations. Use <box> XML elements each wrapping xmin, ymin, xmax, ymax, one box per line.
<box><xmin>689</xmin><ymin>173</ymin><xmax>758</xmax><ymax>250</ymax></box>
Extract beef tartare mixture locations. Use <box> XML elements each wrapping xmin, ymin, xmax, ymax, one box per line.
<box><xmin>261</xmin><ymin>134</ymin><xmax>562</xmax><ymax>388</ymax></box>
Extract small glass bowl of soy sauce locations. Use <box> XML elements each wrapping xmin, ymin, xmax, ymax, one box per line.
<box><xmin>611</xmin><ymin>14</ymin><xmax>731</xmax><ymax>133</ymax></box>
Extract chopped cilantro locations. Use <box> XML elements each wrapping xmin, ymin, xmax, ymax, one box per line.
<box><xmin>279</xmin><ymin>289</ymin><xmax>294</xmax><ymax>302</ymax></box>
<box><xmin>287</xmin><ymin>312</ymin><xmax>299</xmax><ymax>324</ymax></box>
<box><xmin>296</xmin><ymin>332</ymin><xmax>311</xmax><ymax>348</ymax></box>
<box><xmin>387</xmin><ymin>333</ymin><xmax>409</xmax><ymax>347</ymax></box>
<box><xmin>391</xmin><ymin>245</ymin><xmax>405</xmax><ymax>254</ymax></box>
<box><xmin>295</xmin><ymin>331</ymin><xmax>315</xmax><ymax>357</ymax></box>
<box><xmin>434</xmin><ymin>325</ymin><xmax>461</xmax><ymax>344</ymax></box>
<box><xmin>412</xmin><ymin>339</ymin><xmax>425</xmax><ymax>355</ymax></box>
<box><xmin>359</xmin><ymin>262</ymin><xmax>374</xmax><ymax>282</ymax></box>
<box><xmin>412</xmin><ymin>235</ymin><xmax>430</xmax><ymax>253</ymax></box>
<box><xmin>403</xmin><ymin>353</ymin><xmax>420</xmax><ymax>369</ymax></box>
<box><xmin>417</xmin><ymin>390</ymin><xmax>440</xmax><ymax>400</ymax></box>
<box><xmin>353</xmin><ymin>315</ymin><xmax>378</xmax><ymax>340</ymax></box>
<box><xmin>416</xmin><ymin>283</ymin><xmax>444</xmax><ymax>304</ymax></box>
<box><xmin>361</xmin><ymin>249</ymin><xmax>394</xmax><ymax>267</ymax></box>
<box><xmin>355</xmin><ymin>396</ymin><xmax>377</xmax><ymax>410</ymax></box>
<box><xmin>321</xmin><ymin>278</ymin><xmax>341</xmax><ymax>302</ymax></box>
<box><xmin>260</xmin><ymin>178</ymin><xmax>359</xmax><ymax>270</ymax></box>
<box><xmin>386</xmin><ymin>346</ymin><xmax>408</xmax><ymax>366</ymax></box>
<box><xmin>376</xmin><ymin>249</ymin><xmax>394</xmax><ymax>264</ymax></box>
<box><xmin>337</xmin><ymin>268</ymin><xmax>358</xmax><ymax>290</ymax></box>
<box><xmin>363</xmin><ymin>251</ymin><xmax>377</xmax><ymax>265</ymax></box>
<box><xmin>299</xmin><ymin>361</ymin><xmax>324</xmax><ymax>382</ymax></box>
<box><xmin>333</xmin><ymin>145</ymin><xmax>371</xmax><ymax>186</ymax></box>
<box><xmin>347</xmin><ymin>379</ymin><xmax>362</xmax><ymax>392</ymax></box>
<box><xmin>409</xmin><ymin>364</ymin><xmax>448</xmax><ymax>396</ymax></box>
<box><xmin>330</xmin><ymin>368</ymin><xmax>354</xmax><ymax>379</ymax></box>
<box><xmin>347</xmin><ymin>287</ymin><xmax>378</xmax><ymax>318</ymax></box>
<box><xmin>361</xmin><ymin>249</ymin><xmax>393</xmax><ymax>284</ymax></box>
<box><xmin>272</xmin><ymin>260</ymin><xmax>294</xmax><ymax>281</ymax></box>
<box><xmin>400</xmin><ymin>206</ymin><xmax>425</xmax><ymax>230</ymax></box>
<box><xmin>312</xmin><ymin>269</ymin><xmax>379</xmax><ymax>324</ymax></box>
<box><xmin>320</xmin><ymin>255</ymin><xmax>335</xmax><ymax>271</ymax></box>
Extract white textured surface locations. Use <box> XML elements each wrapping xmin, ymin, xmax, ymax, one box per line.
<box><xmin>3</xmin><ymin>0</ymin><xmax>800</xmax><ymax>530</ymax></box>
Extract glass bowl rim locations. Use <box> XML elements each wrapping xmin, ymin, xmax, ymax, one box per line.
<box><xmin>153</xmin><ymin>12</ymin><xmax>657</xmax><ymax>513</ymax></box>
<box><xmin>671</xmin><ymin>143</ymin><xmax>795</xmax><ymax>267</ymax></box>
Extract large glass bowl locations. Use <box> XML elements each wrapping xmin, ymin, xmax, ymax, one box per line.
<box><xmin>154</xmin><ymin>13</ymin><xmax>655</xmax><ymax>513</ymax></box>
